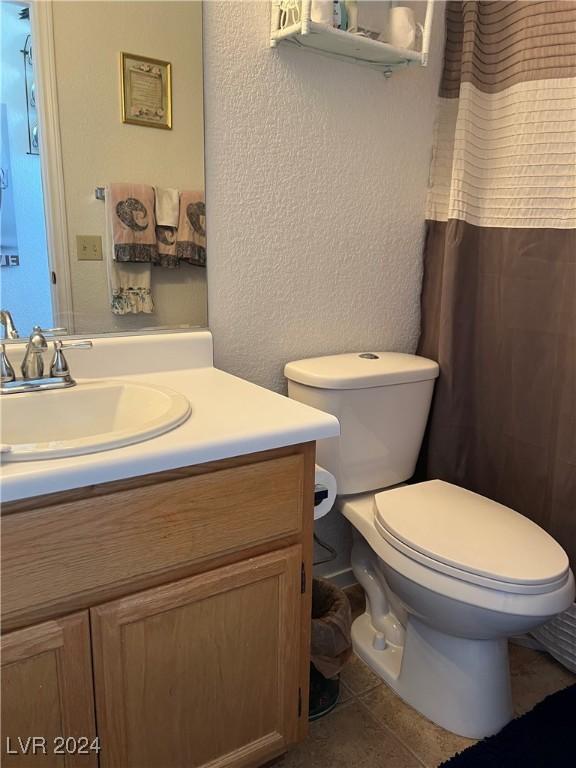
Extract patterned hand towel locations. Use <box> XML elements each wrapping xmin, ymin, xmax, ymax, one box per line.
<box><xmin>154</xmin><ymin>187</ymin><xmax>180</xmax><ymax>268</ymax></box>
<box><xmin>105</xmin><ymin>184</ymin><xmax>155</xmax><ymax>315</ymax></box>
<box><xmin>108</xmin><ymin>263</ymin><xmax>154</xmax><ymax>316</ymax></box>
<box><xmin>107</xmin><ymin>183</ymin><xmax>158</xmax><ymax>263</ymax></box>
<box><xmin>176</xmin><ymin>191</ymin><xmax>206</xmax><ymax>267</ymax></box>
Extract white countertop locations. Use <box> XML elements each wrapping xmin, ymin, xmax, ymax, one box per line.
<box><xmin>0</xmin><ymin>365</ymin><xmax>340</xmax><ymax>503</ymax></box>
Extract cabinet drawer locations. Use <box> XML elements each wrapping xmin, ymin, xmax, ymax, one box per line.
<box><xmin>2</xmin><ymin>453</ymin><xmax>305</xmax><ymax>627</ymax></box>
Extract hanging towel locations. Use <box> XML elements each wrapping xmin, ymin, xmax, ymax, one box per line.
<box><xmin>105</xmin><ymin>187</ymin><xmax>154</xmax><ymax>315</ymax></box>
<box><xmin>176</xmin><ymin>190</ymin><xmax>206</xmax><ymax>267</ymax></box>
<box><xmin>154</xmin><ymin>187</ymin><xmax>180</xmax><ymax>267</ymax></box>
<box><xmin>107</xmin><ymin>183</ymin><xmax>158</xmax><ymax>263</ymax></box>
<box><xmin>109</xmin><ymin>262</ymin><xmax>155</xmax><ymax>316</ymax></box>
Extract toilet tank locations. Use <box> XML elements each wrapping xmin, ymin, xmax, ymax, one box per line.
<box><xmin>285</xmin><ymin>352</ymin><xmax>439</xmax><ymax>495</ymax></box>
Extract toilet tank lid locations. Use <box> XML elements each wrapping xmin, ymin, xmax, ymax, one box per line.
<box><xmin>284</xmin><ymin>352</ymin><xmax>439</xmax><ymax>389</ymax></box>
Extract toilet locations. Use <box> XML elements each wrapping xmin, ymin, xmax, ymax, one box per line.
<box><xmin>285</xmin><ymin>352</ymin><xmax>575</xmax><ymax>739</ymax></box>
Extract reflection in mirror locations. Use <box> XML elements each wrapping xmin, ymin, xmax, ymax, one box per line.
<box><xmin>0</xmin><ymin>0</ymin><xmax>206</xmax><ymax>339</ymax></box>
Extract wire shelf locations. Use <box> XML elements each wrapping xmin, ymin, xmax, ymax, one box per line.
<box><xmin>270</xmin><ymin>1</ymin><xmax>434</xmax><ymax>76</ymax></box>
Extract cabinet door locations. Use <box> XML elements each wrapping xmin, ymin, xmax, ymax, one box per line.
<box><xmin>1</xmin><ymin>612</ymin><xmax>97</xmax><ymax>767</ymax></box>
<box><xmin>91</xmin><ymin>546</ymin><xmax>302</xmax><ymax>768</ymax></box>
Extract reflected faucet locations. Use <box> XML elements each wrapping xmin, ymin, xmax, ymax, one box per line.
<box><xmin>0</xmin><ymin>309</ymin><xmax>19</xmax><ymax>340</ymax></box>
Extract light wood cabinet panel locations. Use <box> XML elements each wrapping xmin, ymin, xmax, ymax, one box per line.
<box><xmin>1</xmin><ymin>444</ymin><xmax>316</xmax><ymax>767</ymax></box>
<box><xmin>91</xmin><ymin>547</ymin><xmax>302</xmax><ymax>768</ymax></box>
<box><xmin>2</xmin><ymin>452</ymin><xmax>305</xmax><ymax>629</ymax></box>
<box><xmin>1</xmin><ymin>613</ymin><xmax>97</xmax><ymax>767</ymax></box>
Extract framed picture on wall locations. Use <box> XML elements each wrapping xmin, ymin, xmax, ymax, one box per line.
<box><xmin>120</xmin><ymin>52</ymin><xmax>172</xmax><ymax>129</ymax></box>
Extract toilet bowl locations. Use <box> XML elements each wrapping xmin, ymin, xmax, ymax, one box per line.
<box><xmin>341</xmin><ymin>485</ymin><xmax>574</xmax><ymax>738</ymax></box>
<box><xmin>285</xmin><ymin>352</ymin><xmax>575</xmax><ymax>738</ymax></box>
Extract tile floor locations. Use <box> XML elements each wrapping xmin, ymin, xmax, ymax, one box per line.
<box><xmin>278</xmin><ymin>586</ymin><xmax>575</xmax><ymax>768</ymax></box>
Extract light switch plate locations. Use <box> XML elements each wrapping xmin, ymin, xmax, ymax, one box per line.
<box><xmin>77</xmin><ymin>235</ymin><xmax>103</xmax><ymax>261</ymax></box>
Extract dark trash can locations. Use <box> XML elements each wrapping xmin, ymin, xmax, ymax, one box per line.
<box><xmin>309</xmin><ymin>578</ymin><xmax>353</xmax><ymax>720</ymax></box>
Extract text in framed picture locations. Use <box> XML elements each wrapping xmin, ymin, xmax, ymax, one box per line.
<box><xmin>120</xmin><ymin>52</ymin><xmax>172</xmax><ymax>129</ymax></box>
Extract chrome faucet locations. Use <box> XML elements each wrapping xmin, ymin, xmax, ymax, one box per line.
<box><xmin>0</xmin><ymin>325</ymin><xmax>93</xmax><ymax>395</ymax></box>
<box><xmin>21</xmin><ymin>326</ymin><xmax>50</xmax><ymax>379</ymax></box>
<box><xmin>0</xmin><ymin>309</ymin><xmax>19</xmax><ymax>340</ymax></box>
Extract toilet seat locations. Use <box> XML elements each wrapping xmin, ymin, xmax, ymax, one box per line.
<box><xmin>374</xmin><ymin>480</ymin><xmax>570</xmax><ymax>595</ymax></box>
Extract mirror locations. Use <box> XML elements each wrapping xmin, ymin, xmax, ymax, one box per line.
<box><xmin>0</xmin><ymin>0</ymin><xmax>206</xmax><ymax>339</ymax></box>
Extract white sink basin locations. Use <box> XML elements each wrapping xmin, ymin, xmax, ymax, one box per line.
<box><xmin>0</xmin><ymin>379</ymin><xmax>191</xmax><ymax>462</ymax></box>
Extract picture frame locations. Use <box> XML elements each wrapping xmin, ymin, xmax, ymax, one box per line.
<box><xmin>120</xmin><ymin>52</ymin><xmax>172</xmax><ymax>130</ymax></box>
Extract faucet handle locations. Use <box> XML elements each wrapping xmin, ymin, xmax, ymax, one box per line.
<box><xmin>56</xmin><ymin>340</ymin><xmax>93</xmax><ymax>349</ymax></box>
<box><xmin>34</xmin><ymin>325</ymin><xmax>68</xmax><ymax>337</ymax></box>
<box><xmin>50</xmin><ymin>339</ymin><xmax>93</xmax><ymax>378</ymax></box>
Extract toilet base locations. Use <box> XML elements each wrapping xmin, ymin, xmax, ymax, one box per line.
<box><xmin>352</xmin><ymin>611</ymin><xmax>513</xmax><ymax>739</ymax></box>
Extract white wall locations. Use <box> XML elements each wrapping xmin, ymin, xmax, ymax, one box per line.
<box><xmin>203</xmin><ymin>1</ymin><xmax>444</xmax><ymax>580</ymax></box>
<box><xmin>52</xmin><ymin>1</ymin><xmax>206</xmax><ymax>334</ymax></box>
<box><xmin>204</xmin><ymin>1</ymin><xmax>444</xmax><ymax>393</ymax></box>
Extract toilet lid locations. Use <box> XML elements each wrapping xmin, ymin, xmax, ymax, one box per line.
<box><xmin>375</xmin><ymin>481</ymin><xmax>569</xmax><ymax>588</ymax></box>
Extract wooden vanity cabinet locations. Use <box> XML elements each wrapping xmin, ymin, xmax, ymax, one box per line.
<box><xmin>1</xmin><ymin>612</ymin><xmax>97</xmax><ymax>767</ymax></box>
<box><xmin>1</xmin><ymin>443</ymin><xmax>315</xmax><ymax>768</ymax></box>
<box><xmin>92</xmin><ymin>547</ymin><xmax>301</xmax><ymax>768</ymax></box>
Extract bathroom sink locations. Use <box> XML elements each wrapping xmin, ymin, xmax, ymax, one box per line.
<box><xmin>0</xmin><ymin>379</ymin><xmax>191</xmax><ymax>462</ymax></box>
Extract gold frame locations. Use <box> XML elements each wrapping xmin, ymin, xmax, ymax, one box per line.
<box><xmin>120</xmin><ymin>52</ymin><xmax>172</xmax><ymax>130</ymax></box>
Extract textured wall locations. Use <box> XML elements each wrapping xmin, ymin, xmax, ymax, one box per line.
<box><xmin>204</xmin><ymin>1</ymin><xmax>444</xmax><ymax>394</ymax></box>
<box><xmin>203</xmin><ymin>1</ymin><xmax>444</xmax><ymax>581</ymax></box>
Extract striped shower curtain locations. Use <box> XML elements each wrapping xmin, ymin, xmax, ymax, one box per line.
<box><xmin>418</xmin><ymin>1</ymin><xmax>576</xmax><ymax>667</ymax></box>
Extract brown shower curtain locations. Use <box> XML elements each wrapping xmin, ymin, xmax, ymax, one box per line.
<box><xmin>418</xmin><ymin>1</ymin><xmax>576</xmax><ymax>566</ymax></box>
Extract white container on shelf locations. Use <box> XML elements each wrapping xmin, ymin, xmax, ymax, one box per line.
<box><xmin>387</xmin><ymin>6</ymin><xmax>423</xmax><ymax>51</ymax></box>
<box><xmin>310</xmin><ymin>1</ymin><xmax>333</xmax><ymax>25</ymax></box>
